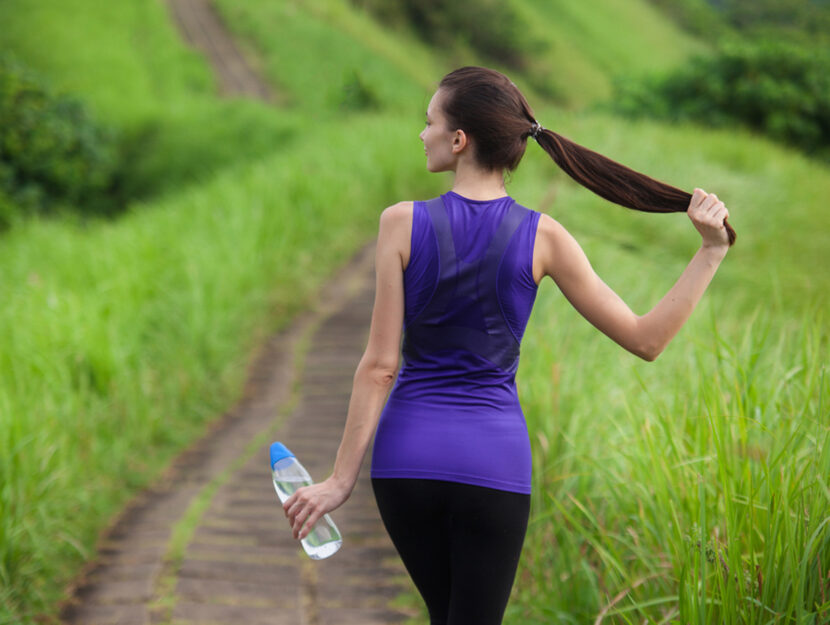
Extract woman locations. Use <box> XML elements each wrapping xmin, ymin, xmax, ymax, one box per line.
<box><xmin>283</xmin><ymin>66</ymin><xmax>732</xmax><ymax>624</ymax></box>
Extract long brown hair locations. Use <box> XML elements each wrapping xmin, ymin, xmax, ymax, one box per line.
<box><xmin>438</xmin><ymin>66</ymin><xmax>736</xmax><ymax>245</ymax></box>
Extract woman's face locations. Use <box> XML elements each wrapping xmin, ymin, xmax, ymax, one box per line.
<box><xmin>419</xmin><ymin>89</ymin><xmax>460</xmax><ymax>173</ymax></box>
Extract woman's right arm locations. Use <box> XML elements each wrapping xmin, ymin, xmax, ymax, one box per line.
<box><xmin>282</xmin><ymin>201</ymin><xmax>412</xmax><ymax>540</ymax></box>
<box><xmin>533</xmin><ymin>188</ymin><xmax>730</xmax><ymax>361</ymax></box>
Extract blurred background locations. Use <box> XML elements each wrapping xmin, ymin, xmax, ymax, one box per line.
<box><xmin>1</xmin><ymin>0</ymin><xmax>828</xmax><ymax>623</ymax></box>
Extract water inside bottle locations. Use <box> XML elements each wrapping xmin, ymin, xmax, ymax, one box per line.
<box><xmin>272</xmin><ymin>474</ymin><xmax>309</xmax><ymax>503</ymax></box>
<box><xmin>301</xmin><ymin>513</ymin><xmax>342</xmax><ymax>559</ymax></box>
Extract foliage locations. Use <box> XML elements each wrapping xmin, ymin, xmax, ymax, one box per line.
<box><xmin>645</xmin><ymin>0</ymin><xmax>734</xmax><ymax>39</ymax></box>
<box><xmin>608</xmin><ymin>38</ymin><xmax>830</xmax><ymax>161</ymax></box>
<box><xmin>337</xmin><ymin>69</ymin><xmax>381</xmax><ymax>110</ymax></box>
<box><xmin>648</xmin><ymin>0</ymin><xmax>830</xmax><ymax>45</ymax></box>
<box><xmin>0</xmin><ymin>2</ymin><xmax>300</xmax><ymax>222</ymax></box>
<box><xmin>0</xmin><ymin>55</ymin><xmax>121</xmax><ymax>222</ymax></box>
<box><xmin>0</xmin><ymin>113</ymin><xmax>442</xmax><ymax>625</ymax></box>
<box><xmin>350</xmin><ymin>0</ymin><xmax>538</xmax><ymax>70</ymax></box>
<box><xmin>0</xmin><ymin>188</ymin><xmax>16</xmax><ymax>231</ymax></box>
<box><xmin>716</xmin><ymin>0</ymin><xmax>830</xmax><ymax>43</ymax></box>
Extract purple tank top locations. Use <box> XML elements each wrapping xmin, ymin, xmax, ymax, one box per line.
<box><xmin>370</xmin><ymin>191</ymin><xmax>541</xmax><ymax>494</ymax></box>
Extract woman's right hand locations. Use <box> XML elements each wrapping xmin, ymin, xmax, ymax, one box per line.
<box><xmin>283</xmin><ymin>477</ymin><xmax>351</xmax><ymax>540</ymax></box>
<box><xmin>688</xmin><ymin>188</ymin><xmax>730</xmax><ymax>250</ymax></box>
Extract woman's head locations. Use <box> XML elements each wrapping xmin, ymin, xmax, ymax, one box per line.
<box><xmin>434</xmin><ymin>66</ymin><xmax>537</xmax><ymax>173</ymax></box>
<box><xmin>431</xmin><ymin>65</ymin><xmax>736</xmax><ymax>245</ymax></box>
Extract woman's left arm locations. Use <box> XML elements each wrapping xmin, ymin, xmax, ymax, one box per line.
<box><xmin>283</xmin><ymin>202</ymin><xmax>411</xmax><ymax>540</ymax></box>
<box><xmin>535</xmin><ymin>188</ymin><xmax>730</xmax><ymax>361</ymax></box>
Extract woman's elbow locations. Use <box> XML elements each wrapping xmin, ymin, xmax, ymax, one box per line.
<box><xmin>357</xmin><ymin>354</ymin><xmax>399</xmax><ymax>387</ymax></box>
<box><xmin>636</xmin><ymin>348</ymin><xmax>660</xmax><ymax>362</ymax></box>
<box><xmin>630</xmin><ymin>337</ymin><xmax>663</xmax><ymax>362</ymax></box>
<box><xmin>369</xmin><ymin>365</ymin><xmax>398</xmax><ymax>388</ymax></box>
<box><xmin>628</xmin><ymin>319</ymin><xmax>664</xmax><ymax>361</ymax></box>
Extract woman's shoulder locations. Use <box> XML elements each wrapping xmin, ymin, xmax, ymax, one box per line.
<box><xmin>377</xmin><ymin>202</ymin><xmax>415</xmax><ymax>267</ymax></box>
<box><xmin>535</xmin><ymin>212</ymin><xmax>584</xmax><ymax>262</ymax></box>
<box><xmin>378</xmin><ymin>201</ymin><xmax>415</xmax><ymax>241</ymax></box>
<box><xmin>535</xmin><ymin>212</ymin><xmax>571</xmax><ymax>240</ymax></box>
<box><xmin>532</xmin><ymin>212</ymin><xmax>588</xmax><ymax>282</ymax></box>
<box><xmin>379</xmin><ymin>201</ymin><xmax>414</xmax><ymax>233</ymax></box>
<box><xmin>380</xmin><ymin>201</ymin><xmax>414</xmax><ymax>220</ymax></box>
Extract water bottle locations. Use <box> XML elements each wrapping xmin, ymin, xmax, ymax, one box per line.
<box><xmin>269</xmin><ymin>441</ymin><xmax>342</xmax><ymax>560</ymax></box>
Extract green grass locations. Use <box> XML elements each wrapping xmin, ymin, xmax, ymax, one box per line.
<box><xmin>514</xmin><ymin>0</ymin><xmax>706</xmax><ymax>107</ymax></box>
<box><xmin>0</xmin><ymin>113</ymin><xmax>444</xmax><ymax>623</ymax></box>
<box><xmin>149</xmin><ymin>322</ymin><xmax>311</xmax><ymax>625</ymax></box>
<box><xmin>211</xmin><ymin>0</ymin><xmax>438</xmax><ymax>116</ymax></box>
<box><xmin>0</xmin><ymin>0</ymin><xmax>213</xmax><ymax>125</ymax></box>
<box><xmin>0</xmin><ymin>0</ymin><xmax>301</xmax><ymax>205</ymax></box>
<box><xmin>511</xmin><ymin>281</ymin><xmax>827</xmax><ymax>623</ymax></box>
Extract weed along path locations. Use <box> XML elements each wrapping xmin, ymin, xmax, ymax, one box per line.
<box><xmin>59</xmin><ymin>244</ymin><xmax>416</xmax><ymax>624</ymax></box>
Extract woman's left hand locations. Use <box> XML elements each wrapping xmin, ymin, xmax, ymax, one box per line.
<box><xmin>688</xmin><ymin>188</ymin><xmax>730</xmax><ymax>250</ymax></box>
<box><xmin>283</xmin><ymin>477</ymin><xmax>351</xmax><ymax>540</ymax></box>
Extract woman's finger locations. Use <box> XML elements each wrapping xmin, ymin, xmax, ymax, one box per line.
<box><xmin>283</xmin><ymin>495</ymin><xmax>294</xmax><ymax>515</ymax></box>
<box><xmin>690</xmin><ymin>188</ymin><xmax>707</xmax><ymax>210</ymax></box>
<box><xmin>301</xmin><ymin>513</ymin><xmax>319</xmax><ymax>540</ymax></box>
<box><xmin>283</xmin><ymin>485</ymin><xmax>306</xmax><ymax>513</ymax></box>
<box><xmin>297</xmin><ymin>506</ymin><xmax>317</xmax><ymax>539</ymax></box>
<box><xmin>690</xmin><ymin>191</ymin><xmax>715</xmax><ymax>216</ymax></box>
<box><xmin>292</xmin><ymin>506</ymin><xmax>307</xmax><ymax>537</ymax></box>
<box><xmin>705</xmin><ymin>199</ymin><xmax>724</xmax><ymax>216</ymax></box>
<box><xmin>286</xmin><ymin>497</ymin><xmax>305</xmax><ymax>527</ymax></box>
<box><xmin>711</xmin><ymin>204</ymin><xmax>727</xmax><ymax>221</ymax></box>
<box><xmin>699</xmin><ymin>193</ymin><xmax>718</xmax><ymax>213</ymax></box>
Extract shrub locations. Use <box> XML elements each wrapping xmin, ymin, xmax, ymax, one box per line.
<box><xmin>337</xmin><ymin>69</ymin><xmax>381</xmax><ymax>111</ymax></box>
<box><xmin>0</xmin><ymin>54</ymin><xmax>121</xmax><ymax>221</ymax></box>
<box><xmin>608</xmin><ymin>38</ymin><xmax>830</xmax><ymax>160</ymax></box>
<box><xmin>351</xmin><ymin>0</ymin><xmax>536</xmax><ymax>69</ymax></box>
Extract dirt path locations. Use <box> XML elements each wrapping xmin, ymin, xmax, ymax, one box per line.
<box><xmin>59</xmin><ymin>245</ymin><xmax>417</xmax><ymax>624</ymax></box>
<box><xmin>56</xmin><ymin>7</ymin><xmax>421</xmax><ymax>623</ymax></box>
<box><xmin>165</xmin><ymin>0</ymin><xmax>274</xmax><ymax>101</ymax></box>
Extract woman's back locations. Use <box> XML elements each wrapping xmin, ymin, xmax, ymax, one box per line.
<box><xmin>370</xmin><ymin>191</ymin><xmax>541</xmax><ymax>494</ymax></box>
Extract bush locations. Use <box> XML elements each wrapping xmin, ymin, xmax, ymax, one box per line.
<box><xmin>608</xmin><ymin>38</ymin><xmax>830</xmax><ymax>160</ymax></box>
<box><xmin>337</xmin><ymin>69</ymin><xmax>382</xmax><ymax>111</ymax></box>
<box><xmin>351</xmin><ymin>0</ymin><xmax>536</xmax><ymax>69</ymax></box>
<box><xmin>0</xmin><ymin>187</ymin><xmax>16</xmax><ymax>231</ymax></box>
<box><xmin>645</xmin><ymin>0</ymin><xmax>733</xmax><ymax>40</ymax></box>
<box><xmin>0</xmin><ymin>54</ymin><xmax>121</xmax><ymax>222</ymax></box>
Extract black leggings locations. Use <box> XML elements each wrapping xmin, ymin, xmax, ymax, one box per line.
<box><xmin>371</xmin><ymin>477</ymin><xmax>531</xmax><ymax>625</ymax></box>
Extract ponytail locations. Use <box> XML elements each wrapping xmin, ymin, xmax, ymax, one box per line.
<box><xmin>533</xmin><ymin>127</ymin><xmax>736</xmax><ymax>246</ymax></box>
<box><xmin>437</xmin><ymin>66</ymin><xmax>736</xmax><ymax>246</ymax></box>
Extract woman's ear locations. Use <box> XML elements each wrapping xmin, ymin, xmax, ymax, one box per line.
<box><xmin>451</xmin><ymin>129</ymin><xmax>469</xmax><ymax>155</ymax></box>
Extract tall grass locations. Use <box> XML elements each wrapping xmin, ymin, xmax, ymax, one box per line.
<box><xmin>513</xmin><ymin>298</ymin><xmax>827</xmax><ymax>623</ymax></box>
<box><xmin>0</xmin><ymin>114</ymin><xmax>443</xmax><ymax>624</ymax></box>
<box><xmin>500</xmin><ymin>105</ymin><xmax>830</xmax><ymax>623</ymax></box>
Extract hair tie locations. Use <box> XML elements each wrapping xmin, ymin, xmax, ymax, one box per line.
<box><xmin>530</xmin><ymin>121</ymin><xmax>544</xmax><ymax>140</ymax></box>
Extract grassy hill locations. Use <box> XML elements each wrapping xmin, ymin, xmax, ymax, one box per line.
<box><xmin>514</xmin><ymin>0</ymin><xmax>707</xmax><ymax>107</ymax></box>
<box><xmin>0</xmin><ymin>0</ymin><xmax>827</xmax><ymax>623</ymax></box>
<box><xmin>209</xmin><ymin>0</ymin><xmax>705</xmax><ymax>111</ymax></box>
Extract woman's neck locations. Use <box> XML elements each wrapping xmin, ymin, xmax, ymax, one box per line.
<box><xmin>450</xmin><ymin>159</ymin><xmax>507</xmax><ymax>201</ymax></box>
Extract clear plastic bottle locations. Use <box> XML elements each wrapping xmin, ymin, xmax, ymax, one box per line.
<box><xmin>269</xmin><ymin>441</ymin><xmax>342</xmax><ymax>560</ymax></box>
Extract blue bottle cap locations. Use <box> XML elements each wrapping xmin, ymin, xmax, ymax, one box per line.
<box><xmin>269</xmin><ymin>441</ymin><xmax>295</xmax><ymax>469</ymax></box>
